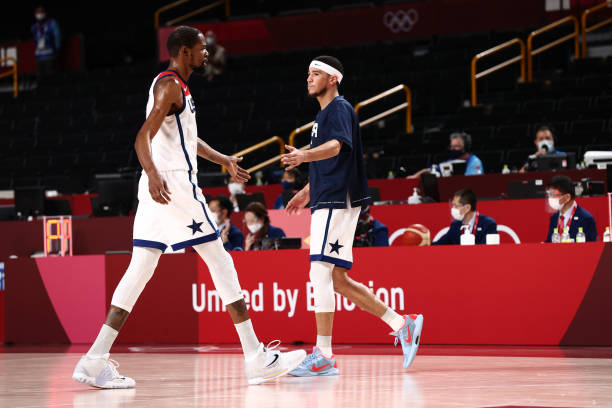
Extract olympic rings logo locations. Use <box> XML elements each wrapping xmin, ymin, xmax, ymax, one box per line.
<box><xmin>383</xmin><ymin>9</ymin><xmax>419</xmax><ymax>34</ymax></box>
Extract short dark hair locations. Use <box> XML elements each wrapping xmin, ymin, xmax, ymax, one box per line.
<box><xmin>284</xmin><ymin>168</ymin><xmax>306</xmax><ymax>190</ymax></box>
<box><xmin>547</xmin><ymin>175</ymin><xmax>575</xmax><ymax>199</ymax></box>
<box><xmin>454</xmin><ymin>188</ymin><xmax>477</xmax><ymax>211</ymax></box>
<box><xmin>535</xmin><ymin>124</ymin><xmax>556</xmax><ymax>140</ymax></box>
<box><xmin>313</xmin><ymin>55</ymin><xmax>344</xmax><ymax>77</ymax></box>
<box><xmin>167</xmin><ymin>26</ymin><xmax>202</xmax><ymax>58</ymax></box>
<box><xmin>244</xmin><ymin>201</ymin><xmax>270</xmax><ymax>226</ymax></box>
<box><xmin>211</xmin><ymin>195</ymin><xmax>233</xmax><ymax>217</ymax></box>
<box><xmin>449</xmin><ymin>132</ymin><xmax>472</xmax><ymax>151</ymax></box>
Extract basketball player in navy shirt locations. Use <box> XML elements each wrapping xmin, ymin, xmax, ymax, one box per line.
<box><xmin>282</xmin><ymin>56</ymin><xmax>423</xmax><ymax>375</ymax></box>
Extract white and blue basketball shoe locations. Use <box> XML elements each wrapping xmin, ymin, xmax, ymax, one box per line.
<box><xmin>288</xmin><ymin>347</ymin><xmax>338</xmax><ymax>377</ymax></box>
<box><xmin>392</xmin><ymin>314</ymin><xmax>423</xmax><ymax>369</ymax></box>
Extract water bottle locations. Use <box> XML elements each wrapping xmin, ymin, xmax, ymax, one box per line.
<box><xmin>551</xmin><ymin>228</ymin><xmax>561</xmax><ymax>243</ymax></box>
<box><xmin>407</xmin><ymin>187</ymin><xmax>421</xmax><ymax>204</ymax></box>
<box><xmin>387</xmin><ymin>170</ymin><xmax>395</xmax><ymax>179</ymax></box>
<box><xmin>561</xmin><ymin>227</ymin><xmax>570</xmax><ymax>243</ymax></box>
<box><xmin>576</xmin><ymin>227</ymin><xmax>586</xmax><ymax>243</ymax></box>
<box><xmin>501</xmin><ymin>164</ymin><xmax>510</xmax><ymax>174</ymax></box>
<box><xmin>604</xmin><ymin>227</ymin><xmax>611</xmax><ymax>243</ymax></box>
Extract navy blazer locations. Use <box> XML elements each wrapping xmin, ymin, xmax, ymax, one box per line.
<box><xmin>545</xmin><ymin>204</ymin><xmax>596</xmax><ymax>242</ymax></box>
<box><xmin>266</xmin><ymin>225</ymin><xmax>286</xmax><ymax>238</ymax></box>
<box><xmin>432</xmin><ymin>214</ymin><xmax>497</xmax><ymax>245</ymax></box>
<box><xmin>223</xmin><ymin>222</ymin><xmax>244</xmax><ymax>251</ymax></box>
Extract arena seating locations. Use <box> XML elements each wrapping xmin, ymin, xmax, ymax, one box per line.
<box><xmin>0</xmin><ymin>26</ymin><xmax>611</xmax><ymax>195</ymax></box>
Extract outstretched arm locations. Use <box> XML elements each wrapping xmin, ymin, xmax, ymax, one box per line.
<box><xmin>280</xmin><ymin>140</ymin><xmax>342</xmax><ymax>171</ymax></box>
<box><xmin>134</xmin><ymin>77</ymin><xmax>183</xmax><ymax>204</ymax></box>
<box><xmin>196</xmin><ymin>138</ymin><xmax>250</xmax><ymax>183</ymax></box>
<box><xmin>285</xmin><ymin>183</ymin><xmax>310</xmax><ymax>215</ymax></box>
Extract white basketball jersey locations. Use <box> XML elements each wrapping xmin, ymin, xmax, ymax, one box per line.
<box><xmin>145</xmin><ymin>70</ymin><xmax>198</xmax><ymax>172</ymax></box>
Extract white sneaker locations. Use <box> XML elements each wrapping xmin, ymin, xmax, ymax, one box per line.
<box><xmin>72</xmin><ymin>353</ymin><xmax>136</xmax><ymax>389</ymax></box>
<box><xmin>245</xmin><ymin>341</ymin><xmax>306</xmax><ymax>385</ymax></box>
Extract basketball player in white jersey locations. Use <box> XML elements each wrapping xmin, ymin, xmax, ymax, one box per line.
<box><xmin>72</xmin><ymin>26</ymin><xmax>305</xmax><ymax>388</ymax></box>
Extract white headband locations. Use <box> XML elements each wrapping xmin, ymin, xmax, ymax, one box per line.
<box><xmin>309</xmin><ymin>60</ymin><xmax>343</xmax><ymax>84</ymax></box>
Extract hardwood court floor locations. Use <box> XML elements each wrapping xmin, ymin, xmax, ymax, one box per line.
<box><xmin>1</xmin><ymin>346</ymin><xmax>611</xmax><ymax>408</ymax></box>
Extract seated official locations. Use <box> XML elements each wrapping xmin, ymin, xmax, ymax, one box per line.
<box><xmin>545</xmin><ymin>175</ymin><xmax>597</xmax><ymax>242</ymax></box>
<box><xmin>432</xmin><ymin>189</ymin><xmax>497</xmax><ymax>245</ymax></box>
<box><xmin>520</xmin><ymin>125</ymin><xmax>565</xmax><ymax>172</ymax></box>
<box><xmin>208</xmin><ymin>195</ymin><xmax>244</xmax><ymax>251</ymax></box>
<box><xmin>244</xmin><ymin>202</ymin><xmax>286</xmax><ymax>251</ymax></box>
<box><xmin>353</xmin><ymin>206</ymin><xmax>389</xmax><ymax>247</ymax></box>
<box><xmin>409</xmin><ymin>132</ymin><xmax>484</xmax><ymax>178</ymax></box>
<box><xmin>274</xmin><ymin>168</ymin><xmax>306</xmax><ymax>210</ymax></box>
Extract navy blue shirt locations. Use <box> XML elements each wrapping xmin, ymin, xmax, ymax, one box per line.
<box><xmin>545</xmin><ymin>204</ymin><xmax>596</xmax><ymax>242</ymax></box>
<box><xmin>223</xmin><ymin>222</ymin><xmax>244</xmax><ymax>251</ymax></box>
<box><xmin>309</xmin><ymin>96</ymin><xmax>370</xmax><ymax>212</ymax></box>
<box><xmin>432</xmin><ymin>214</ymin><xmax>497</xmax><ymax>245</ymax></box>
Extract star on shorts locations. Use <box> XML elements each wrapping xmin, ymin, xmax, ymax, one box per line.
<box><xmin>329</xmin><ymin>239</ymin><xmax>343</xmax><ymax>255</ymax></box>
<box><xmin>187</xmin><ymin>219</ymin><xmax>203</xmax><ymax>235</ymax></box>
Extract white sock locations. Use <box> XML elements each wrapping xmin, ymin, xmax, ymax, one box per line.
<box><xmin>316</xmin><ymin>335</ymin><xmax>333</xmax><ymax>357</ymax></box>
<box><xmin>381</xmin><ymin>308</ymin><xmax>406</xmax><ymax>332</ymax></box>
<box><xmin>87</xmin><ymin>324</ymin><xmax>118</xmax><ymax>357</ymax></box>
<box><xmin>235</xmin><ymin>319</ymin><xmax>260</xmax><ymax>360</ymax></box>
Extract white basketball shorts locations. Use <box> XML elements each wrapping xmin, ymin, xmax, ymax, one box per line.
<box><xmin>133</xmin><ymin>170</ymin><xmax>219</xmax><ymax>251</ymax></box>
<box><xmin>309</xmin><ymin>205</ymin><xmax>361</xmax><ymax>269</ymax></box>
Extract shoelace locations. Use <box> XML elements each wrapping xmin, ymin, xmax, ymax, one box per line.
<box><xmin>106</xmin><ymin>359</ymin><xmax>124</xmax><ymax>379</ymax></box>
<box><xmin>264</xmin><ymin>339</ymin><xmax>281</xmax><ymax>352</ymax></box>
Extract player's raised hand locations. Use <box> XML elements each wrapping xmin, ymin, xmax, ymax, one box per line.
<box><xmin>285</xmin><ymin>187</ymin><xmax>309</xmax><ymax>215</ymax></box>
<box><xmin>281</xmin><ymin>145</ymin><xmax>306</xmax><ymax>170</ymax></box>
<box><xmin>225</xmin><ymin>156</ymin><xmax>250</xmax><ymax>183</ymax></box>
<box><xmin>148</xmin><ymin>170</ymin><xmax>172</xmax><ymax>204</ymax></box>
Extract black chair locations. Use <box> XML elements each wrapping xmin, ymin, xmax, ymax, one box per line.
<box><xmin>44</xmin><ymin>199</ymin><xmax>72</xmax><ymax>216</ymax></box>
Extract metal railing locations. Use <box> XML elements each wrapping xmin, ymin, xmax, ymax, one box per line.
<box><xmin>582</xmin><ymin>0</ymin><xmax>612</xmax><ymax>58</ymax></box>
<box><xmin>0</xmin><ymin>57</ymin><xmax>18</xmax><ymax>98</ymax></box>
<box><xmin>155</xmin><ymin>0</ymin><xmax>230</xmax><ymax>29</ymax></box>
<box><xmin>220</xmin><ymin>136</ymin><xmax>285</xmax><ymax>174</ymax></box>
<box><xmin>470</xmin><ymin>38</ymin><xmax>525</xmax><ymax>107</ymax></box>
<box><xmin>289</xmin><ymin>85</ymin><xmax>412</xmax><ymax>148</ymax></box>
<box><xmin>527</xmin><ymin>15</ymin><xmax>580</xmax><ymax>82</ymax></box>
<box><xmin>354</xmin><ymin>84</ymin><xmax>411</xmax><ymax>133</ymax></box>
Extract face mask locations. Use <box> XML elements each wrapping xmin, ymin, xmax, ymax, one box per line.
<box><xmin>228</xmin><ymin>182</ymin><xmax>244</xmax><ymax>196</ymax></box>
<box><xmin>449</xmin><ymin>150</ymin><xmax>464</xmax><ymax>159</ymax></box>
<box><xmin>281</xmin><ymin>181</ymin><xmax>295</xmax><ymax>191</ymax></box>
<box><xmin>211</xmin><ymin>212</ymin><xmax>221</xmax><ymax>227</ymax></box>
<box><xmin>35</xmin><ymin>13</ymin><xmax>46</xmax><ymax>21</ymax></box>
<box><xmin>538</xmin><ymin>140</ymin><xmax>554</xmax><ymax>153</ymax></box>
<box><xmin>206</xmin><ymin>37</ymin><xmax>215</xmax><ymax>46</ymax></box>
<box><xmin>451</xmin><ymin>207</ymin><xmax>465</xmax><ymax>221</ymax></box>
<box><xmin>247</xmin><ymin>223</ymin><xmax>263</xmax><ymax>234</ymax></box>
<box><xmin>548</xmin><ymin>197</ymin><xmax>563</xmax><ymax>211</ymax></box>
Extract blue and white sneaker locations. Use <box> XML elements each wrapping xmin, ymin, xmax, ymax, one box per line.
<box><xmin>288</xmin><ymin>347</ymin><xmax>338</xmax><ymax>377</ymax></box>
<box><xmin>392</xmin><ymin>314</ymin><xmax>423</xmax><ymax>369</ymax></box>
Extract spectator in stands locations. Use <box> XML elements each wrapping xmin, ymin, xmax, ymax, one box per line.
<box><xmin>227</xmin><ymin>174</ymin><xmax>245</xmax><ymax>212</ymax></box>
<box><xmin>208</xmin><ymin>195</ymin><xmax>244</xmax><ymax>251</ymax></box>
<box><xmin>408</xmin><ymin>132</ymin><xmax>483</xmax><ymax>178</ymax></box>
<box><xmin>243</xmin><ymin>202</ymin><xmax>285</xmax><ymax>251</ymax></box>
<box><xmin>32</xmin><ymin>5</ymin><xmax>61</xmax><ymax>80</ymax></box>
<box><xmin>520</xmin><ymin>125</ymin><xmax>565</xmax><ymax>172</ymax></box>
<box><xmin>203</xmin><ymin>30</ymin><xmax>226</xmax><ymax>82</ymax></box>
<box><xmin>432</xmin><ymin>189</ymin><xmax>497</xmax><ymax>245</ymax></box>
<box><xmin>353</xmin><ymin>206</ymin><xmax>389</xmax><ymax>247</ymax></box>
<box><xmin>274</xmin><ymin>168</ymin><xmax>306</xmax><ymax>209</ymax></box>
<box><xmin>545</xmin><ymin>175</ymin><xmax>596</xmax><ymax>242</ymax></box>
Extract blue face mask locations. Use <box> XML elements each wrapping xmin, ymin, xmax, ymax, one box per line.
<box><xmin>281</xmin><ymin>181</ymin><xmax>295</xmax><ymax>191</ymax></box>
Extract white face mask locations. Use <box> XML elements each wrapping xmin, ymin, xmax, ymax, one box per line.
<box><xmin>247</xmin><ymin>223</ymin><xmax>263</xmax><ymax>234</ymax></box>
<box><xmin>35</xmin><ymin>13</ymin><xmax>46</xmax><ymax>21</ymax></box>
<box><xmin>211</xmin><ymin>212</ymin><xmax>221</xmax><ymax>227</ymax></box>
<box><xmin>228</xmin><ymin>182</ymin><xmax>244</xmax><ymax>196</ymax></box>
<box><xmin>451</xmin><ymin>207</ymin><xmax>465</xmax><ymax>221</ymax></box>
<box><xmin>537</xmin><ymin>140</ymin><xmax>554</xmax><ymax>153</ymax></box>
<box><xmin>548</xmin><ymin>197</ymin><xmax>563</xmax><ymax>211</ymax></box>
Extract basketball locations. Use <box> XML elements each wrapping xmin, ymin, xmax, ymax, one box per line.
<box><xmin>401</xmin><ymin>224</ymin><xmax>431</xmax><ymax>246</ymax></box>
